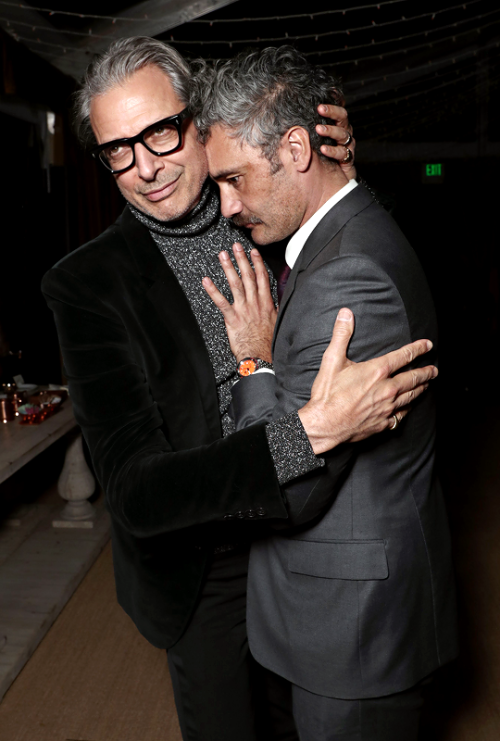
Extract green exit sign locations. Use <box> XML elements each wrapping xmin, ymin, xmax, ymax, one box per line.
<box><xmin>422</xmin><ymin>162</ymin><xmax>445</xmax><ymax>184</ymax></box>
<box><xmin>426</xmin><ymin>163</ymin><xmax>442</xmax><ymax>176</ymax></box>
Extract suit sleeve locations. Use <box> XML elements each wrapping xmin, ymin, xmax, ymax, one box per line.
<box><xmin>42</xmin><ymin>267</ymin><xmax>288</xmax><ymax>538</ymax></box>
<box><xmin>231</xmin><ymin>253</ymin><xmax>408</xmax><ymax>527</ymax></box>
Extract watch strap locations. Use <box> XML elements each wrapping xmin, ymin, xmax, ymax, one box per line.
<box><xmin>237</xmin><ymin>357</ymin><xmax>274</xmax><ymax>377</ymax></box>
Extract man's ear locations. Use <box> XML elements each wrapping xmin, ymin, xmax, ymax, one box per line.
<box><xmin>283</xmin><ymin>126</ymin><xmax>312</xmax><ymax>172</ymax></box>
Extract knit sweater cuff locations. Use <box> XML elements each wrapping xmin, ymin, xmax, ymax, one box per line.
<box><xmin>266</xmin><ymin>411</ymin><xmax>324</xmax><ymax>486</ymax></box>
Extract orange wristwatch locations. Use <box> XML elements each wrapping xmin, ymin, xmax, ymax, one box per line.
<box><xmin>237</xmin><ymin>357</ymin><xmax>274</xmax><ymax>378</ymax></box>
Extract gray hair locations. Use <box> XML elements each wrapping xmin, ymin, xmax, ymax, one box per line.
<box><xmin>73</xmin><ymin>36</ymin><xmax>191</xmax><ymax>147</ymax></box>
<box><xmin>190</xmin><ymin>46</ymin><xmax>343</xmax><ymax>172</ymax></box>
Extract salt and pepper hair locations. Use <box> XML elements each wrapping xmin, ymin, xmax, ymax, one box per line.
<box><xmin>191</xmin><ymin>46</ymin><xmax>344</xmax><ymax>173</ymax></box>
<box><xmin>73</xmin><ymin>36</ymin><xmax>191</xmax><ymax>147</ymax></box>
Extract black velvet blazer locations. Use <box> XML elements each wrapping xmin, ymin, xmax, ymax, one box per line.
<box><xmin>42</xmin><ymin>206</ymin><xmax>288</xmax><ymax>648</ymax></box>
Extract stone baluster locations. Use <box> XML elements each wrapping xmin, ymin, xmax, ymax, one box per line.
<box><xmin>52</xmin><ymin>432</ymin><xmax>96</xmax><ymax>528</ymax></box>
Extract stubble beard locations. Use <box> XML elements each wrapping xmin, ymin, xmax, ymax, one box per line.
<box><xmin>240</xmin><ymin>197</ymin><xmax>303</xmax><ymax>245</ymax></box>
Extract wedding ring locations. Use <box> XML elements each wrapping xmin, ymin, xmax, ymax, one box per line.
<box><xmin>389</xmin><ymin>414</ymin><xmax>400</xmax><ymax>431</ymax></box>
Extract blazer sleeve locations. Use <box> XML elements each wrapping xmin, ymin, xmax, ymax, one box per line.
<box><xmin>230</xmin><ymin>253</ymin><xmax>409</xmax><ymax>527</ymax></box>
<box><xmin>42</xmin><ymin>267</ymin><xmax>288</xmax><ymax>538</ymax></box>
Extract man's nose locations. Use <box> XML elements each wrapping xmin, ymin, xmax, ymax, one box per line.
<box><xmin>219</xmin><ymin>188</ymin><xmax>243</xmax><ymax>219</ymax></box>
<box><xmin>134</xmin><ymin>142</ymin><xmax>163</xmax><ymax>180</ymax></box>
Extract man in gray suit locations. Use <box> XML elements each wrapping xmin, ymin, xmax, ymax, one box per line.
<box><xmin>194</xmin><ymin>46</ymin><xmax>458</xmax><ymax>740</ymax></box>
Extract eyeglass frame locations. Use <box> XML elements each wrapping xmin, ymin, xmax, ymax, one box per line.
<box><xmin>91</xmin><ymin>107</ymin><xmax>190</xmax><ymax>174</ymax></box>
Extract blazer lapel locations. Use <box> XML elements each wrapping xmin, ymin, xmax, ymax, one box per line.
<box><xmin>272</xmin><ymin>185</ymin><xmax>374</xmax><ymax>350</ymax></box>
<box><xmin>119</xmin><ymin>207</ymin><xmax>221</xmax><ymax>440</ymax></box>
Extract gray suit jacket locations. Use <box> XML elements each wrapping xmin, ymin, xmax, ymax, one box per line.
<box><xmin>231</xmin><ymin>185</ymin><xmax>458</xmax><ymax>699</ymax></box>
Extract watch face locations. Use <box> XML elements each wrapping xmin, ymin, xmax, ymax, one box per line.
<box><xmin>238</xmin><ymin>358</ymin><xmax>258</xmax><ymax>376</ymax></box>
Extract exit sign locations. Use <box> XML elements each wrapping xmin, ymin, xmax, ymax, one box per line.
<box><xmin>422</xmin><ymin>162</ymin><xmax>445</xmax><ymax>184</ymax></box>
<box><xmin>426</xmin><ymin>163</ymin><xmax>442</xmax><ymax>176</ymax></box>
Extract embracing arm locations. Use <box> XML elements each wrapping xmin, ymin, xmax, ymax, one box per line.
<box><xmin>42</xmin><ymin>266</ymin><xmax>289</xmax><ymax>538</ymax></box>
<box><xmin>204</xmin><ymin>246</ymin><xmax>436</xmax><ymax>525</ymax></box>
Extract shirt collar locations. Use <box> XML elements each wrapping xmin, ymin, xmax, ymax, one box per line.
<box><xmin>285</xmin><ymin>179</ymin><xmax>358</xmax><ymax>269</ymax></box>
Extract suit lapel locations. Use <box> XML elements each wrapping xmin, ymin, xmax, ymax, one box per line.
<box><xmin>272</xmin><ymin>185</ymin><xmax>374</xmax><ymax>350</ymax></box>
<box><xmin>119</xmin><ymin>207</ymin><xmax>221</xmax><ymax>440</ymax></box>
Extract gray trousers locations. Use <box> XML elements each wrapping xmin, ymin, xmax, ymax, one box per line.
<box><xmin>167</xmin><ymin>544</ymin><xmax>430</xmax><ymax>741</ymax></box>
<box><xmin>291</xmin><ymin>678</ymin><xmax>431</xmax><ymax>741</ymax></box>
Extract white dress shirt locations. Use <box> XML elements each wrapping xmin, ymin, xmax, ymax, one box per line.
<box><xmin>285</xmin><ymin>179</ymin><xmax>358</xmax><ymax>269</ymax></box>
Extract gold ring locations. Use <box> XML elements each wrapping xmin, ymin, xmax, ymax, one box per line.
<box><xmin>342</xmin><ymin>147</ymin><xmax>353</xmax><ymax>164</ymax></box>
<box><xmin>389</xmin><ymin>414</ymin><xmax>400</xmax><ymax>431</ymax></box>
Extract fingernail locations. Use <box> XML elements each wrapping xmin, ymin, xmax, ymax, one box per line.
<box><xmin>426</xmin><ymin>340</ymin><xmax>433</xmax><ymax>350</ymax></box>
<box><xmin>220</xmin><ymin>251</ymin><xmax>229</xmax><ymax>261</ymax></box>
<box><xmin>317</xmin><ymin>125</ymin><xmax>326</xmax><ymax>133</ymax></box>
<box><xmin>432</xmin><ymin>367</ymin><xmax>439</xmax><ymax>378</ymax></box>
<box><xmin>250</xmin><ymin>248</ymin><xmax>260</xmax><ymax>256</ymax></box>
<box><xmin>233</xmin><ymin>242</ymin><xmax>243</xmax><ymax>252</ymax></box>
<box><xmin>338</xmin><ymin>308</ymin><xmax>352</xmax><ymax>321</ymax></box>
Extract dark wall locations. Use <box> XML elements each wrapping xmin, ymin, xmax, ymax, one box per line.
<box><xmin>0</xmin><ymin>30</ymin><xmax>123</xmax><ymax>385</ymax></box>
<box><xmin>359</xmin><ymin>158</ymin><xmax>499</xmax><ymax>399</ymax></box>
<box><xmin>358</xmin><ymin>158</ymin><xmax>500</xmax><ymax>513</ymax></box>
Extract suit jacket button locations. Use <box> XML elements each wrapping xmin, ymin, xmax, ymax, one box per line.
<box><xmin>235</xmin><ymin>511</ymin><xmax>245</xmax><ymax>519</ymax></box>
<box><xmin>223</xmin><ymin>513</ymin><xmax>235</xmax><ymax>520</ymax></box>
<box><xmin>245</xmin><ymin>510</ymin><xmax>256</xmax><ymax>518</ymax></box>
<box><xmin>256</xmin><ymin>508</ymin><xmax>266</xmax><ymax>517</ymax></box>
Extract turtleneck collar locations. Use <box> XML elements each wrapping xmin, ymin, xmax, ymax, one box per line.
<box><xmin>128</xmin><ymin>178</ymin><xmax>221</xmax><ymax>238</ymax></box>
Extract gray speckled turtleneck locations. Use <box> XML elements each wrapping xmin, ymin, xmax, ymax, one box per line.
<box><xmin>130</xmin><ymin>179</ymin><xmax>320</xmax><ymax>485</ymax></box>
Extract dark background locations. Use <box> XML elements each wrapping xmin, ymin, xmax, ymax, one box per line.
<box><xmin>0</xmin><ymin>1</ymin><xmax>498</xmax><ymax>736</ymax></box>
<box><xmin>1</xmin><ymin>0</ymin><xmax>498</xmax><ymax>393</ymax></box>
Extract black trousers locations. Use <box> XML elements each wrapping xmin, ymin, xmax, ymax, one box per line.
<box><xmin>167</xmin><ymin>545</ymin><xmax>299</xmax><ymax>741</ymax></box>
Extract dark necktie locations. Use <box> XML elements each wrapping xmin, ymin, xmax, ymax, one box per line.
<box><xmin>277</xmin><ymin>264</ymin><xmax>291</xmax><ymax>304</ymax></box>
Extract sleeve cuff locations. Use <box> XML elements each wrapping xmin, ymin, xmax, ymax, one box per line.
<box><xmin>232</xmin><ymin>367</ymin><xmax>275</xmax><ymax>386</ymax></box>
<box><xmin>266</xmin><ymin>411</ymin><xmax>325</xmax><ymax>486</ymax></box>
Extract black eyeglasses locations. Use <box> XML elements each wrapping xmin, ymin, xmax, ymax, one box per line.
<box><xmin>91</xmin><ymin>107</ymin><xmax>190</xmax><ymax>174</ymax></box>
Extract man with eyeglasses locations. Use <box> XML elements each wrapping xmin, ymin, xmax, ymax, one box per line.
<box><xmin>92</xmin><ymin>107</ymin><xmax>190</xmax><ymax>173</ymax></box>
<box><xmin>42</xmin><ymin>37</ymin><xmax>438</xmax><ymax>741</ymax></box>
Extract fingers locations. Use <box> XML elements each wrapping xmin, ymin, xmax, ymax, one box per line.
<box><xmin>319</xmin><ymin>141</ymin><xmax>353</xmax><ymax>162</ymax></box>
<box><xmin>318</xmin><ymin>308</ymin><xmax>355</xmax><ymax>374</ymax></box>
<box><xmin>387</xmin><ymin>358</ymin><xmax>439</xmax><ymax>412</ymax></box>
<box><xmin>250</xmin><ymin>248</ymin><xmax>276</xmax><ymax>309</ymax></box>
<box><xmin>316</xmin><ymin>103</ymin><xmax>352</xmax><ymax>155</ymax></box>
<box><xmin>316</xmin><ymin>125</ymin><xmax>357</xmax><ymax>180</ymax></box>
<box><xmin>386</xmin><ymin>405</ymin><xmax>409</xmax><ymax>432</ymax></box>
<box><xmin>217</xmin><ymin>243</ymin><xmax>259</xmax><ymax>305</ymax></box>
<box><xmin>202</xmin><ymin>276</ymin><xmax>233</xmax><ymax>317</ymax></box>
<box><xmin>377</xmin><ymin>339</ymin><xmax>435</xmax><ymax>378</ymax></box>
<box><xmin>231</xmin><ymin>243</ymin><xmax>258</xmax><ymax>297</ymax></box>
<box><xmin>218</xmin><ymin>249</ymin><xmax>247</xmax><ymax>303</ymax></box>
<box><xmin>221</xmin><ymin>244</ymin><xmax>275</xmax><ymax>311</ymax></box>
<box><xmin>316</xmin><ymin>124</ymin><xmax>351</xmax><ymax>146</ymax></box>
<box><xmin>393</xmin><ymin>378</ymin><xmax>432</xmax><ymax>409</ymax></box>
<box><xmin>317</xmin><ymin>104</ymin><xmax>350</xmax><ymax>130</ymax></box>
<box><xmin>316</xmin><ymin>121</ymin><xmax>352</xmax><ymax>163</ymax></box>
